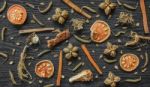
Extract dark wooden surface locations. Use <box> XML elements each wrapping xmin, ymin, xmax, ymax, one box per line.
<box><xmin>0</xmin><ymin>0</ymin><xmax>150</xmax><ymax>87</ymax></box>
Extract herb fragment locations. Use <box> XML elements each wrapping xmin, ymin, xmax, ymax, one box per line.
<box><xmin>12</xmin><ymin>49</ymin><xmax>16</xmax><ymax>56</ymax></box>
<box><xmin>63</xmin><ymin>43</ymin><xmax>79</xmax><ymax>60</ymax></box>
<box><xmin>37</xmin><ymin>50</ymin><xmax>51</xmax><ymax>57</ymax></box>
<box><xmin>114</xmin><ymin>31</ymin><xmax>126</xmax><ymax>37</ymax></box>
<box><xmin>141</xmin><ymin>52</ymin><xmax>149</xmax><ymax>69</ymax></box>
<box><xmin>32</xmin><ymin>14</ymin><xmax>45</xmax><ymax>26</ymax></box>
<box><xmin>17</xmin><ymin>45</ymin><xmax>32</xmax><ymax>82</ymax></box>
<box><xmin>0</xmin><ymin>0</ymin><xmax>7</xmax><ymax>13</ymax></box>
<box><xmin>72</xmin><ymin>62</ymin><xmax>84</xmax><ymax>72</ymax></box>
<box><xmin>9</xmin><ymin>70</ymin><xmax>17</xmax><ymax>85</ymax></box>
<box><xmin>26</xmin><ymin>33</ymin><xmax>39</xmax><ymax>46</ymax></box>
<box><xmin>52</xmin><ymin>8</ymin><xmax>69</xmax><ymax>24</ymax></box>
<box><xmin>25</xmin><ymin>2</ymin><xmax>35</xmax><ymax>9</ymax></box>
<box><xmin>103</xmin><ymin>58</ymin><xmax>117</xmax><ymax>64</ymax></box>
<box><xmin>104</xmin><ymin>71</ymin><xmax>121</xmax><ymax>87</ymax></box>
<box><xmin>81</xmin><ymin>6</ymin><xmax>97</xmax><ymax>13</ymax></box>
<box><xmin>63</xmin><ymin>0</ymin><xmax>91</xmax><ymax>19</ymax></box>
<box><xmin>38</xmin><ymin>1</ymin><xmax>53</xmax><ymax>14</ymax></box>
<box><xmin>19</xmin><ymin>28</ymin><xmax>55</xmax><ymax>34</ymax></box>
<box><xmin>9</xmin><ymin>61</ymin><xmax>14</xmax><ymax>65</ymax></box>
<box><xmin>71</xmin><ymin>18</ymin><xmax>85</xmax><ymax>31</ymax></box>
<box><xmin>123</xmin><ymin>2</ymin><xmax>138</xmax><ymax>10</ymax></box>
<box><xmin>104</xmin><ymin>42</ymin><xmax>118</xmax><ymax>57</ymax></box>
<box><xmin>0</xmin><ymin>51</ymin><xmax>8</xmax><ymax>58</ymax></box>
<box><xmin>99</xmin><ymin>0</ymin><xmax>117</xmax><ymax>15</ymax></box>
<box><xmin>73</xmin><ymin>34</ymin><xmax>91</xmax><ymax>43</ymax></box>
<box><xmin>1</xmin><ymin>27</ymin><xmax>7</xmax><ymax>41</ymax></box>
<box><xmin>43</xmin><ymin>84</ymin><xmax>54</xmax><ymax>87</ymax></box>
<box><xmin>125</xmin><ymin>31</ymin><xmax>150</xmax><ymax>46</ymax></box>
<box><xmin>125</xmin><ymin>76</ymin><xmax>141</xmax><ymax>83</ymax></box>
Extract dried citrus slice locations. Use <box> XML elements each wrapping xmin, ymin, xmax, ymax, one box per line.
<box><xmin>35</xmin><ymin>60</ymin><xmax>54</xmax><ymax>78</ymax></box>
<box><xmin>120</xmin><ymin>53</ymin><xmax>139</xmax><ymax>72</ymax></box>
<box><xmin>90</xmin><ymin>20</ymin><xmax>111</xmax><ymax>43</ymax></box>
<box><xmin>7</xmin><ymin>4</ymin><xmax>27</xmax><ymax>25</ymax></box>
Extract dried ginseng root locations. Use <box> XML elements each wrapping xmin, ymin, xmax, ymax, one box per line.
<box><xmin>90</xmin><ymin>20</ymin><xmax>111</xmax><ymax>43</ymax></box>
<box><xmin>47</xmin><ymin>30</ymin><xmax>70</xmax><ymax>48</ymax></box>
<box><xmin>35</xmin><ymin>60</ymin><xmax>54</xmax><ymax>78</ymax></box>
<box><xmin>69</xmin><ymin>69</ymin><xmax>93</xmax><ymax>83</ymax></box>
<box><xmin>125</xmin><ymin>31</ymin><xmax>150</xmax><ymax>46</ymax></box>
<box><xmin>7</xmin><ymin>4</ymin><xmax>27</xmax><ymax>25</ymax></box>
<box><xmin>120</xmin><ymin>53</ymin><xmax>139</xmax><ymax>72</ymax></box>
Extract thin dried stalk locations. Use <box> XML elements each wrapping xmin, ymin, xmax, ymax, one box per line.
<box><xmin>141</xmin><ymin>52</ymin><xmax>149</xmax><ymax>68</ymax></box>
<box><xmin>125</xmin><ymin>76</ymin><xmax>141</xmax><ymax>83</ymax></box>
<box><xmin>17</xmin><ymin>45</ymin><xmax>32</xmax><ymax>82</ymax></box>
<box><xmin>38</xmin><ymin>1</ymin><xmax>53</xmax><ymax>13</ymax></box>
<box><xmin>19</xmin><ymin>28</ymin><xmax>55</xmax><ymax>34</ymax></box>
<box><xmin>1</xmin><ymin>27</ymin><xmax>7</xmax><ymax>41</ymax></box>
<box><xmin>0</xmin><ymin>0</ymin><xmax>7</xmax><ymax>13</ymax></box>
<box><xmin>32</xmin><ymin>14</ymin><xmax>45</xmax><ymax>26</ymax></box>
<box><xmin>9</xmin><ymin>70</ymin><xmax>17</xmax><ymax>85</ymax></box>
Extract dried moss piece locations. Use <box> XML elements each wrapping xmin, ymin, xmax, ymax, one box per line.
<box><xmin>99</xmin><ymin>0</ymin><xmax>117</xmax><ymax>15</ymax></box>
<box><xmin>63</xmin><ymin>43</ymin><xmax>79</xmax><ymax>60</ymax></box>
<box><xmin>52</xmin><ymin>8</ymin><xmax>68</xmax><ymax>24</ymax></box>
<box><xmin>104</xmin><ymin>71</ymin><xmax>121</xmax><ymax>87</ymax></box>
<box><xmin>104</xmin><ymin>42</ymin><xmax>118</xmax><ymax>57</ymax></box>
<box><xmin>117</xmin><ymin>12</ymin><xmax>134</xmax><ymax>26</ymax></box>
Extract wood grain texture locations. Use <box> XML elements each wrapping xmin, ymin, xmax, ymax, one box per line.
<box><xmin>0</xmin><ymin>0</ymin><xmax>150</xmax><ymax>87</ymax></box>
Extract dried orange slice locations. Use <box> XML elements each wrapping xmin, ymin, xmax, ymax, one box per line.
<box><xmin>35</xmin><ymin>60</ymin><xmax>54</xmax><ymax>78</ymax></box>
<box><xmin>120</xmin><ymin>53</ymin><xmax>139</xmax><ymax>72</ymax></box>
<box><xmin>90</xmin><ymin>20</ymin><xmax>111</xmax><ymax>43</ymax></box>
<box><xmin>7</xmin><ymin>4</ymin><xmax>27</xmax><ymax>25</ymax></box>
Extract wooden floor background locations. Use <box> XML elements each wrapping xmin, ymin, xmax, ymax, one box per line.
<box><xmin>0</xmin><ymin>0</ymin><xmax>150</xmax><ymax>87</ymax></box>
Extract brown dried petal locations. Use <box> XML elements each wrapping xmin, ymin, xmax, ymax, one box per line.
<box><xmin>52</xmin><ymin>15</ymin><xmax>59</xmax><ymax>21</ymax></box>
<box><xmin>105</xmin><ymin>0</ymin><xmax>111</xmax><ymax>4</ymax></box>
<box><xmin>67</xmin><ymin>43</ymin><xmax>73</xmax><ymax>50</ymax></box>
<box><xmin>105</xmin><ymin>7</ymin><xmax>111</xmax><ymax>15</ymax></box>
<box><xmin>111</xmin><ymin>82</ymin><xmax>116</xmax><ymax>87</ymax></box>
<box><xmin>58</xmin><ymin>17</ymin><xmax>65</xmax><ymax>24</ymax></box>
<box><xmin>63</xmin><ymin>48</ymin><xmax>70</xmax><ymax>53</ymax></box>
<box><xmin>65</xmin><ymin>53</ymin><xmax>72</xmax><ymax>59</ymax></box>
<box><xmin>109</xmin><ymin>3</ymin><xmax>117</xmax><ymax>9</ymax></box>
<box><xmin>108</xmin><ymin>71</ymin><xmax>114</xmax><ymax>79</ymax></box>
<box><xmin>99</xmin><ymin>2</ymin><xmax>107</xmax><ymax>9</ymax></box>
<box><xmin>104</xmin><ymin>78</ymin><xmax>113</xmax><ymax>85</ymax></box>
<box><xmin>55</xmin><ymin>8</ymin><xmax>62</xmax><ymax>14</ymax></box>
<box><xmin>72</xmin><ymin>52</ymin><xmax>78</xmax><ymax>58</ymax></box>
<box><xmin>114</xmin><ymin>76</ymin><xmax>121</xmax><ymax>82</ymax></box>
<box><xmin>72</xmin><ymin>46</ymin><xmax>78</xmax><ymax>52</ymax></box>
<box><xmin>61</xmin><ymin>10</ymin><xmax>68</xmax><ymax>19</ymax></box>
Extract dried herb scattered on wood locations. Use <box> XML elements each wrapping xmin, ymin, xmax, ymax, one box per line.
<box><xmin>32</xmin><ymin>13</ymin><xmax>45</xmax><ymax>26</ymax></box>
<box><xmin>125</xmin><ymin>76</ymin><xmax>141</xmax><ymax>83</ymax></box>
<box><xmin>0</xmin><ymin>0</ymin><xmax>7</xmax><ymax>13</ymax></box>
<box><xmin>17</xmin><ymin>45</ymin><xmax>32</xmax><ymax>82</ymax></box>
<box><xmin>117</xmin><ymin>12</ymin><xmax>134</xmax><ymax>26</ymax></box>
<box><xmin>63</xmin><ymin>43</ymin><xmax>79</xmax><ymax>60</ymax></box>
<box><xmin>47</xmin><ymin>30</ymin><xmax>70</xmax><ymax>48</ymax></box>
<box><xmin>25</xmin><ymin>2</ymin><xmax>35</xmax><ymax>9</ymax></box>
<box><xmin>81</xmin><ymin>6</ymin><xmax>97</xmax><ymax>13</ymax></box>
<box><xmin>19</xmin><ymin>28</ymin><xmax>55</xmax><ymax>34</ymax></box>
<box><xmin>103</xmin><ymin>58</ymin><xmax>117</xmax><ymax>64</ymax></box>
<box><xmin>52</xmin><ymin>8</ymin><xmax>69</xmax><ymax>24</ymax></box>
<box><xmin>37</xmin><ymin>50</ymin><xmax>51</xmax><ymax>57</ymax></box>
<box><xmin>69</xmin><ymin>69</ymin><xmax>93</xmax><ymax>83</ymax></box>
<box><xmin>38</xmin><ymin>1</ymin><xmax>53</xmax><ymax>14</ymax></box>
<box><xmin>1</xmin><ymin>27</ymin><xmax>7</xmax><ymax>41</ymax></box>
<box><xmin>104</xmin><ymin>71</ymin><xmax>121</xmax><ymax>87</ymax></box>
<box><xmin>26</xmin><ymin>33</ymin><xmax>39</xmax><ymax>45</ymax></box>
<box><xmin>104</xmin><ymin>42</ymin><xmax>118</xmax><ymax>57</ymax></box>
<box><xmin>71</xmin><ymin>18</ymin><xmax>86</xmax><ymax>31</ymax></box>
<box><xmin>63</xmin><ymin>0</ymin><xmax>91</xmax><ymax>19</ymax></box>
<box><xmin>9</xmin><ymin>70</ymin><xmax>17</xmax><ymax>85</ymax></box>
<box><xmin>99</xmin><ymin>0</ymin><xmax>117</xmax><ymax>15</ymax></box>
<box><xmin>73</xmin><ymin>34</ymin><xmax>91</xmax><ymax>44</ymax></box>
<box><xmin>125</xmin><ymin>31</ymin><xmax>150</xmax><ymax>46</ymax></box>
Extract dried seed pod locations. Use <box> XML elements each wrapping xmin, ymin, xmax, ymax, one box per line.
<box><xmin>69</xmin><ymin>69</ymin><xmax>93</xmax><ymax>83</ymax></box>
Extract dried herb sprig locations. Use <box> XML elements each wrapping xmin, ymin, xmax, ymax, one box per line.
<box><xmin>73</xmin><ymin>34</ymin><xmax>91</xmax><ymax>43</ymax></box>
<box><xmin>1</xmin><ymin>27</ymin><xmax>7</xmax><ymax>41</ymax></box>
<box><xmin>125</xmin><ymin>76</ymin><xmax>141</xmax><ymax>83</ymax></box>
<box><xmin>37</xmin><ymin>50</ymin><xmax>51</xmax><ymax>57</ymax></box>
<box><xmin>32</xmin><ymin>14</ymin><xmax>45</xmax><ymax>26</ymax></box>
<box><xmin>0</xmin><ymin>0</ymin><xmax>7</xmax><ymax>13</ymax></box>
<box><xmin>38</xmin><ymin>1</ymin><xmax>53</xmax><ymax>14</ymax></box>
<box><xmin>141</xmin><ymin>52</ymin><xmax>149</xmax><ymax>69</ymax></box>
<box><xmin>9</xmin><ymin>70</ymin><xmax>17</xmax><ymax>85</ymax></box>
<box><xmin>81</xmin><ymin>6</ymin><xmax>97</xmax><ymax>13</ymax></box>
<box><xmin>25</xmin><ymin>2</ymin><xmax>35</xmax><ymax>9</ymax></box>
<box><xmin>17</xmin><ymin>45</ymin><xmax>32</xmax><ymax>82</ymax></box>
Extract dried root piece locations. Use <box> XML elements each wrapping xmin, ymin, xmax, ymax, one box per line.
<box><xmin>104</xmin><ymin>71</ymin><xmax>121</xmax><ymax>87</ymax></box>
<box><xmin>69</xmin><ymin>69</ymin><xmax>93</xmax><ymax>83</ymax></box>
<box><xmin>47</xmin><ymin>30</ymin><xmax>70</xmax><ymax>48</ymax></box>
<box><xmin>125</xmin><ymin>31</ymin><xmax>150</xmax><ymax>46</ymax></box>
